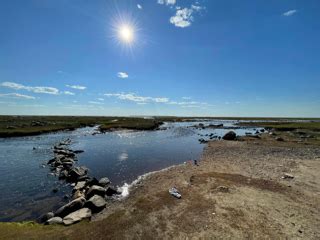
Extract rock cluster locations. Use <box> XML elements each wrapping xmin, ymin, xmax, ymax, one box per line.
<box><xmin>44</xmin><ymin>138</ymin><xmax>120</xmax><ymax>226</ymax></box>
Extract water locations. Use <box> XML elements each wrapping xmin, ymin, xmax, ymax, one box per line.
<box><xmin>0</xmin><ymin>120</ymin><xmax>259</xmax><ymax>221</ymax></box>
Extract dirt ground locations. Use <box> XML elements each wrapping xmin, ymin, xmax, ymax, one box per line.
<box><xmin>1</xmin><ymin>133</ymin><xmax>320</xmax><ymax>239</ymax></box>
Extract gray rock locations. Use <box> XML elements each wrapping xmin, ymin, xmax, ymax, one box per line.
<box><xmin>39</xmin><ymin>211</ymin><xmax>54</xmax><ymax>223</ymax></box>
<box><xmin>46</xmin><ymin>217</ymin><xmax>63</xmax><ymax>225</ymax></box>
<box><xmin>222</xmin><ymin>131</ymin><xmax>237</xmax><ymax>140</ymax></box>
<box><xmin>63</xmin><ymin>208</ymin><xmax>92</xmax><ymax>226</ymax></box>
<box><xmin>86</xmin><ymin>185</ymin><xmax>106</xmax><ymax>199</ymax></box>
<box><xmin>282</xmin><ymin>173</ymin><xmax>294</xmax><ymax>180</ymax></box>
<box><xmin>276</xmin><ymin>137</ymin><xmax>284</xmax><ymax>141</ymax></box>
<box><xmin>55</xmin><ymin>197</ymin><xmax>86</xmax><ymax>218</ymax></box>
<box><xmin>98</xmin><ymin>177</ymin><xmax>110</xmax><ymax>187</ymax></box>
<box><xmin>105</xmin><ymin>186</ymin><xmax>120</xmax><ymax>196</ymax></box>
<box><xmin>68</xmin><ymin>166</ymin><xmax>88</xmax><ymax>182</ymax></box>
<box><xmin>216</xmin><ymin>186</ymin><xmax>229</xmax><ymax>193</ymax></box>
<box><xmin>74</xmin><ymin>181</ymin><xmax>86</xmax><ymax>191</ymax></box>
<box><xmin>85</xmin><ymin>195</ymin><xmax>106</xmax><ymax>212</ymax></box>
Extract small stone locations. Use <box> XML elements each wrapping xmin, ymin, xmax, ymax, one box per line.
<box><xmin>63</xmin><ymin>208</ymin><xmax>92</xmax><ymax>226</ymax></box>
<box><xmin>216</xmin><ymin>186</ymin><xmax>229</xmax><ymax>193</ymax></box>
<box><xmin>282</xmin><ymin>173</ymin><xmax>294</xmax><ymax>180</ymax></box>
<box><xmin>98</xmin><ymin>177</ymin><xmax>110</xmax><ymax>187</ymax></box>
<box><xmin>46</xmin><ymin>217</ymin><xmax>63</xmax><ymax>225</ymax></box>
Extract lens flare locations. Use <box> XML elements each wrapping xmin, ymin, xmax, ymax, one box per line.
<box><xmin>118</xmin><ymin>24</ymin><xmax>134</xmax><ymax>43</ymax></box>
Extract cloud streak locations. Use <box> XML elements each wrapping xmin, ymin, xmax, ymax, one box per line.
<box><xmin>66</xmin><ymin>85</ymin><xmax>87</xmax><ymax>90</ymax></box>
<box><xmin>104</xmin><ymin>93</ymin><xmax>169</xmax><ymax>103</ymax></box>
<box><xmin>1</xmin><ymin>82</ymin><xmax>59</xmax><ymax>95</ymax></box>
<box><xmin>283</xmin><ymin>9</ymin><xmax>297</xmax><ymax>16</ymax></box>
<box><xmin>0</xmin><ymin>93</ymin><xmax>36</xmax><ymax>99</ymax></box>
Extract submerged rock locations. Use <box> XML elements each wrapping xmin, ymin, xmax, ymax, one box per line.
<box><xmin>63</xmin><ymin>208</ymin><xmax>92</xmax><ymax>226</ymax></box>
<box><xmin>222</xmin><ymin>131</ymin><xmax>237</xmax><ymax>140</ymax></box>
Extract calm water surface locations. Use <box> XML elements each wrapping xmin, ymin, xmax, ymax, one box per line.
<box><xmin>0</xmin><ymin>121</ymin><xmax>259</xmax><ymax>221</ymax></box>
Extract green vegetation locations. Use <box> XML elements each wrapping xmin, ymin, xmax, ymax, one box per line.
<box><xmin>0</xmin><ymin>116</ymin><xmax>162</xmax><ymax>137</ymax></box>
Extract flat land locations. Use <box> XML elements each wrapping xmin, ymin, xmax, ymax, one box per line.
<box><xmin>0</xmin><ymin>116</ymin><xmax>162</xmax><ymax>137</ymax></box>
<box><xmin>1</xmin><ymin>127</ymin><xmax>319</xmax><ymax>239</ymax></box>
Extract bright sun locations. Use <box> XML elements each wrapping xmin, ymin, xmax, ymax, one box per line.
<box><xmin>118</xmin><ymin>25</ymin><xmax>134</xmax><ymax>43</ymax></box>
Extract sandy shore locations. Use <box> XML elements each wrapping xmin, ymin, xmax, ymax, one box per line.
<box><xmin>1</xmin><ymin>133</ymin><xmax>320</xmax><ymax>239</ymax></box>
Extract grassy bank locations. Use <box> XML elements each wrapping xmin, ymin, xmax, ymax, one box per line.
<box><xmin>238</xmin><ymin>121</ymin><xmax>320</xmax><ymax>131</ymax></box>
<box><xmin>0</xmin><ymin>116</ymin><xmax>162</xmax><ymax>137</ymax></box>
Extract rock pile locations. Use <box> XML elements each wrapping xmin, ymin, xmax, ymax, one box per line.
<box><xmin>44</xmin><ymin>138</ymin><xmax>120</xmax><ymax>226</ymax></box>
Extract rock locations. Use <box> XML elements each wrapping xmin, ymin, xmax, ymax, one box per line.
<box><xmin>47</xmin><ymin>158</ymin><xmax>56</xmax><ymax>165</ymax></box>
<box><xmin>63</xmin><ymin>208</ymin><xmax>92</xmax><ymax>226</ymax></box>
<box><xmin>222</xmin><ymin>131</ymin><xmax>237</xmax><ymax>140</ymax></box>
<box><xmin>98</xmin><ymin>177</ymin><xmax>110</xmax><ymax>187</ymax></box>
<box><xmin>282</xmin><ymin>173</ymin><xmax>294</xmax><ymax>180</ymax></box>
<box><xmin>68</xmin><ymin>166</ymin><xmax>88</xmax><ymax>182</ymax></box>
<box><xmin>86</xmin><ymin>185</ymin><xmax>106</xmax><ymax>199</ymax></box>
<box><xmin>105</xmin><ymin>186</ymin><xmax>120</xmax><ymax>196</ymax></box>
<box><xmin>74</xmin><ymin>181</ymin><xmax>86</xmax><ymax>191</ymax></box>
<box><xmin>276</xmin><ymin>137</ymin><xmax>284</xmax><ymax>141</ymax></box>
<box><xmin>208</xmin><ymin>124</ymin><xmax>223</xmax><ymax>128</ymax></box>
<box><xmin>73</xmin><ymin>190</ymin><xmax>85</xmax><ymax>200</ymax></box>
<box><xmin>85</xmin><ymin>195</ymin><xmax>106</xmax><ymax>212</ymax></box>
<box><xmin>39</xmin><ymin>212</ymin><xmax>54</xmax><ymax>223</ymax></box>
<box><xmin>260</xmin><ymin>129</ymin><xmax>265</xmax><ymax>132</ymax></box>
<box><xmin>84</xmin><ymin>177</ymin><xmax>99</xmax><ymax>188</ymax></box>
<box><xmin>73</xmin><ymin>150</ymin><xmax>84</xmax><ymax>154</ymax></box>
<box><xmin>46</xmin><ymin>217</ymin><xmax>63</xmax><ymax>225</ymax></box>
<box><xmin>52</xmin><ymin>188</ymin><xmax>58</xmax><ymax>193</ymax></box>
<box><xmin>59</xmin><ymin>170</ymin><xmax>69</xmax><ymax>180</ymax></box>
<box><xmin>217</xmin><ymin>186</ymin><xmax>229</xmax><ymax>193</ymax></box>
<box><xmin>55</xmin><ymin>197</ymin><xmax>86</xmax><ymax>218</ymax></box>
<box><xmin>54</xmin><ymin>149</ymin><xmax>75</xmax><ymax>157</ymax></box>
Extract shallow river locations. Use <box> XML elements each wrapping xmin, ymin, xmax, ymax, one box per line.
<box><xmin>0</xmin><ymin>120</ymin><xmax>260</xmax><ymax>221</ymax></box>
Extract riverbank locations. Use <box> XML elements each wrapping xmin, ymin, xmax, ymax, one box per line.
<box><xmin>1</xmin><ymin>130</ymin><xmax>319</xmax><ymax>239</ymax></box>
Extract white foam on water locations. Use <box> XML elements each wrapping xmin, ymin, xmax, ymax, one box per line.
<box><xmin>117</xmin><ymin>165</ymin><xmax>177</xmax><ymax>199</ymax></box>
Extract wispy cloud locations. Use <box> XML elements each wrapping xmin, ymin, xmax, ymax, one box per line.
<box><xmin>0</xmin><ymin>93</ymin><xmax>36</xmax><ymax>99</ymax></box>
<box><xmin>137</xmin><ymin>4</ymin><xmax>142</xmax><ymax>9</ymax></box>
<box><xmin>182</xmin><ymin>97</ymin><xmax>191</xmax><ymax>100</ymax></box>
<box><xmin>283</xmin><ymin>9</ymin><xmax>297</xmax><ymax>16</ymax></box>
<box><xmin>104</xmin><ymin>93</ymin><xmax>169</xmax><ymax>103</ymax></box>
<box><xmin>88</xmin><ymin>101</ymin><xmax>104</xmax><ymax>105</ymax></box>
<box><xmin>66</xmin><ymin>85</ymin><xmax>87</xmax><ymax>90</ymax></box>
<box><xmin>170</xmin><ymin>5</ymin><xmax>203</xmax><ymax>28</ymax></box>
<box><xmin>1</xmin><ymin>82</ymin><xmax>59</xmax><ymax>95</ymax></box>
<box><xmin>158</xmin><ymin>0</ymin><xmax>176</xmax><ymax>5</ymax></box>
<box><xmin>63</xmin><ymin>91</ymin><xmax>75</xmax><ymax>95</ymax></box>
<box><xmin>117</xmin><ymin>72</ymin><xmax>129</xmax><ymax>79</ymax></box>
<box><xmin>97</xmin><ymin>98</ymin><xmax>104</xmax><ymax>101</ymax></box>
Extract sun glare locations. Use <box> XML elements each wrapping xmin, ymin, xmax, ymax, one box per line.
<box><xmin>118</xmin><ymin>25</ymin><xmax>134</xmax><ymax>43</ymax></box>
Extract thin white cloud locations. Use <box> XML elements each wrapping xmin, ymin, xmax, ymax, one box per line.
<box><xmin>137</xmin><ymin>4</ymin><xmax>142</xmax><ymax>9</ymax></box>
<box><xmin>1</xmin><ymin>82</ymin><xmax>59</xmax><ymax>95</ymax></box>
<box><xmin>117</xmin><ymin>72</ymin><xmax>129</xmax><ymax>79</ymax></box>
<box><xmin>89</xmin><ymin>101</ymin><xmax>104</xmax><ymax>105</ymax></box>
<box><xmin>283</xmin><ymin>9</ymin><xmax>297</xmax><ymax>16</ymax></box>
<box><xmin>158</xmin><ymin>0</ymin><xmax>176</xmax><ymax>5</ymax></box>
<box><xmin>97</xmin><ymin>98</ymin><xmax>104</xmax><ymax>101</ymax></box>
<box><xmin>66</xmin><ymin>85</ymin><xmax>87</xmax><ymax>90</ymax></box>
<box><xmin>170</xmin><ymin>5</ymin><xmax>203</xmax><ymax>28</ymax></box>
<box><xmin>104</xmin><ymin>93</ymin><xmax>169</xmax><ymax>103</ymax></box>
<box><xmin>0</xmin><ymin>93</ymin><xmax>36</xmax><ymax>99</ymax></box>
<box><xmin>64</xmin><ymin>91</ymin><xmax>75</xmax><ymax>95</ymax></box>
<box><xmin>182</xmin><ymin>97</ymin><xmax>191</xmax><ymax>100</ymax></box>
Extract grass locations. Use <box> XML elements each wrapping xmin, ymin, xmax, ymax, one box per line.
<box><xmin>0</xmin><ymin>116</ymin><xmax>162</xmax><ymax>137</ymax></box>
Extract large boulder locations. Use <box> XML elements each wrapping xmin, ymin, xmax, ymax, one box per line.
<box><xmin>74</xmin><ymin>181</ymin><xmax>86</xmax><ymax>191</ymax></box>
<box><xmin>222</xmin><ymin>131</ymin><xmax>237</xmax><ymax>140</ymax></box>
<box><xmin>85</xmin><ymin>195</ymin><xmax>106</xmax><ymax>213</ymax></box>
<box><xmin>46</xmin><ymin>217</ymin><xmax>63</xmax><ymax>225</ymax></box>
<box><xmin>68</xmin><ymin>166</ymin><xmax>88</xmax><ymax>182</ymax></box>
<box><xmin>63</xmin><ymin>208</ymin><xmax>92</xmax><ymax>226</ymax></box>
<box><xmin>54</xmin><ymin>149</ymin><xmax>75</xmax><ymax>157</ymax></box>
<box><xmin>54</xmin><ymin>197</ymin><xmax>86</xmax><ymax>218</ymax></box>
<box><xmin>86</xmin><ymin>185</ymin><xmax>106</xmax><ymax>199</ymax></box>
<box><xmin>98</xmin><ymin>177</ymin><xmax>110</xmax><ymax>187</ymax></box>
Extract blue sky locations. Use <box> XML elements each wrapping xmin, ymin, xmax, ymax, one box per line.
<box><xmin>0</xmin><ymin>0</ymin><xmax>319</xmax><ymax>117</ymax></box>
